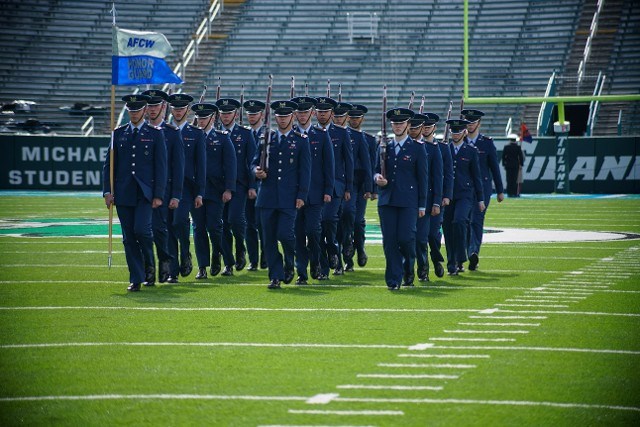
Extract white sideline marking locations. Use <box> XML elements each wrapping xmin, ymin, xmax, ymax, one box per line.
<box><xmin>458</xmin><ymin>322</ymin><xmax>540</xmax><ymax>327</ymax></box>
<box><xmin>333</xmin><ymin>397</ymin><xmax>640</xmax><ymax>412</ymax></box>
<box><xmin>306</xmin><ymin>393</ymin><xmax>339</xmax><ymax>404</ymax></box>
<box><xmin>260</xmin><ymin>425</ymin><xmax>376</xmax><ymax>427</ymax></box>
<box><xmin>357</xmin><ymin>374</ymin><xmax>458</xmax><ymax>379</ymax></box>
<box><xmin>505</xmin><ymin>299</ymin><xmax>577</xmax><ymax>304</ymax></box>
<box><xmin>288</xmin><ymin>410</ymin><xmax>403</xmax><ymax>416</ymax></box>
<box><xmin>570</xmin><ymin>271</ymin><xmax>584</xmax><ymax>275</ymax></box>
<box><xmin>479</xmin><ymin>308</ymin><xmax>500</xmax><ymax>314</ymax></box>
<box><xmin>398</xmin><ymin>353</ymin><xmax>490</xmax><ymax>359</ymax></box>
<box><xmin>379</xmin><ymin>363</ymin><xmax>476</xmax><ymax>369</ymax></box>
<box><xmin>496</xmin><ymin>304</ymin><xmax>569</xmax><ymax>308</ymax></box>
<box><xmin>498</xmin><ymin>310</ymin><xmax>640</xmax><ymax>317</ymax></box>
<box><xmin>428</xmin><ymin>345</ymin><xmax>640</xmax><ymax>355</ymax></box>
<box><xmin>443</xmin><ymin>330</ymin><xmax>530</xmax><ymax>334</ymax></box>
<box><xmin>429</xmin><ymin>338</ymin><xmax>516</xmax><ymax>343</ymax></box>
<box><xmin>408</xmin><ymin>343</ymin><xmax>434</xmax><ymax>350</ymax></box>
<box><xmin>337</xmin><ymin>384</ymin><xmax>443</xmax><ymax>391</ymax></box>
<box><xmin>0</xmin><ymin>394</ymin><xmax>307</xmax><ymax>402</ymax></box>
<box><xmin>0</xmin><ymin>342</ymin><xmax>408</xmax><ymax>350</ymax></box>
<box><xmin>468</xmin><ymin>316</ymin><xmax>547</xmax><ymax>319</ymax></box>
<box><xmin>525</xmin><ymin>291</ymin><xmax>593</xmax><ymax>296</ymax></box>
<box><xmin>511</xmin><ymin>295</ymin><xmax>588</xmax><ymax>299</ymax></box>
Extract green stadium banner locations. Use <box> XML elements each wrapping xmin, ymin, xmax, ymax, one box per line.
<box><xmin>0</xmin><ymin>135</ymin><xmax>638</xmax><ymax>193</ymax></box>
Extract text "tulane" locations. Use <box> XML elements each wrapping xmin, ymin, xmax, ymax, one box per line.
<box><xmin>127</xmin><ymin>37</ymin><xmax>156</xmax><ymax>48</ymax></box>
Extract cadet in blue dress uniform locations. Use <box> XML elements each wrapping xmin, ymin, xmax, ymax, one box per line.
<box><xmin>103</xmin><ymin>94</ymin><xmax>167</xmax><ymax>292</ymax></box>
<box><xmin>335</xmin><ymin>102</ymin><xmax>372</xmax><ymax>272</ymax></box>
<box><xmin>315</xmin><ymin>97</ymin><xmax>354</xmax><ymax>279</ymax></box>
<box><xmin>348</xmin><ymin>104</ymin><xmax>377</xmax><ymax>268</ymax></box>
<box><xmin>253</xmin><ymin>100</ymin><xmax>311</xmax><ymax>289</ymax></box>
<box><xmin>374</xmin><ymin>108</ymin><xmax>428</xmax><ymax>290</ymax></box>
<box><xmin>442</xmin><ymin>119</ymin><xmax>485</xmax><ymax>276</ymax></box>
<box><xmin>403</xmin><ymin>113</ymin><xmax>443</xmax><ymax>284</ymax></box>
<box><xmin>216</xmin><ymin>98</ymin><xmax>257</xmax><ymax>276</ymax></box>
<box><xmin>422</xmin><ymin>112</ymin><xmax>450</xmax><ymax>279</ymax></box>
<box><xmin>142</xmin><ymin>89</ymin><xmax>185</xmax><ymax>284</ymax></box>
<box><xmin>190</xmin><ymin>103</ymin><xmax>237</xmax><ymax>279</ymax></box>
<box><xmin>243</xmin><ymin>99</ymin><xmax>267</xmax><ymax>271</ymax></box>
<box><xmin>462</xmin><ymin>109</ymin><xmax>504</xmax><ymax>271</ymax></box>
<box><xmin>292</xmin><ymin>96</ymin><xmax>335</xmax><ymax>284</ymax></box>
<box><xmin>167</xmin><ymin>93</ymin><xmax>206</xmax><ymax>280</ymax></box>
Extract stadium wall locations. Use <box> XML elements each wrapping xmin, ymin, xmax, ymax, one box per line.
<box><xmin>0</xmin><ymin>136</ymin><xmax>638</xmax><ymax>194</ymax></box>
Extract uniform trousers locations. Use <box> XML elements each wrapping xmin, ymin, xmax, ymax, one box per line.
<box><xmin>168</xmin><ymin>179</ymin><xmax>196</xmax><ymax>277</ymax></box>
<box><xmin>378</xmin><ymin>205</ymin><xmax>418</xmax><ymax>287</ymax></box>
<box><xmin>319</xmin><ymin>196</ymin><xmax>343</xmax><ymax>275</ymax></box>
<box><xmin>353</xmin><ymin>187</ymin><xmax>369</xmax><ymax>255</ymax></box>
<box><xmin>192</xmin><ymin>194</ymin><xmax>224</xmax><ymax>268</ymax></box>
<box><xmin>149</xmin><ymin>198</ymin><xmax>173</xmax><ymax>270</ymax></box>
<box><xmin>468</xmin><ymin>197</ymin><xmax>491</xmax><ymax>256</ymax></box>
<box><xmin>222</xmin><ymin>184</ymin><xmax>248</xmax><ymax>267</ymax></box>
<box><xmin>260</xmin><ymin>207</ymin><xmax>296</xmax><ymax>281</ymax></box>
<box><xmin>443</xmin><ymin>197</ymin><xmax>473</xmax><ymax>273</ymax></box>
<box><xmin>245</xmin><ymin>196</ymin><xmax>260</xmax><ymax>266</ymax></box>
<box><xmin>116</xmin><ymin>191</ymin><xmax>154</xmax><ymax>284</ymax></box>
<box><xmin>295</xmin><ymin>203</ymin><xmax>324</xmax><ymax>279</ymax></box>
<box><xmin>412</xmin><ymin>212</ymin><xmax>432</xmax><ymax>274</ymax></box>
<box><xmin>428</xmin><ymin>208</ymin><xmax>445</xmax><ymax>271</ymax></box>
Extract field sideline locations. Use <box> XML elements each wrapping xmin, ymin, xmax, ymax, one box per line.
<box><xmin>0</xmin><ymin>193</ymin><xmax>639</xmax><ymax>426</ymax></box>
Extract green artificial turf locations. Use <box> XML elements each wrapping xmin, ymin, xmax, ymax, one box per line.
<box><xmin>0</xmin><ymin>194</ymin><xmax>639</xmax><ymax>426</ymax></box>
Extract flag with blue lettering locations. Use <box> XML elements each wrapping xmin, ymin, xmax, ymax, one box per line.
<box><xmin>112</xmin><ymin>27</ymin><xmax>183</xmax><ymax>85</ymax></box>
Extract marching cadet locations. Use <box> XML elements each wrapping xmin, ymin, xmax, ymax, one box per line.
<box><xmin>462</xmin><ymin>109</ymin><xmax>504</xmax><ymax>271</ymax></box>
<box><xmin>374</xmin><ymin>108</ymin><xmax>428</xmax><ymax>291</ymax></box>
<box><xmin>404</xmin><ymin>113</ymin><xmax>443</xmax><ymax>284</ymax></box>
<box><xmin>253</xmin><ymin>100</ymin><xmax>311</xmax><ymax>289</ymax></box>
<box><xmin>216</xmin><ymin>98</ymin><xmax>257</xmax><ymax>276</ymax></box>
<box><xmin>190</xmin><ymin>102</ymin><xmax>237</xmax><ymax>279</ymax></box>
<box><xmin>243</xmin><ymin>99</ymin><xmax>267</xmax><ymax>271</ymax></box>
<box><xmin>442</xmin><ymin>119</ymin><xmax>484</xmax><ymax>276</ymax></box>
<box><xmin>338</xmin><ymin>103</ymin><xmax>372</xmax><ymax>272</ymax></box>
<box><xmin>166</xmin><ymin>93</ymin><xmax>206</xmax><ymax>281</ymax></box>
<box><xmin>423</xmin><ymin>112</ymin><xmax>451</xmax><ymax>279</ymax></box>
<box><xmin>347</xmin><ymin>104</ymin><xmax>377</xmax><ymax>267</ymax></box>
<box><xmin>103</xmin><ymin>94</ymin><xmax>167</xmax><ymax>292</ymax></box>
<box><xmin>291</xmin><ymin>96</ymin><xmax>335</xmax><ymax>284</ymax></box>
<box><xmin>315</xmin><ymin>97</ymin><xmax>354</xmax><ymax>279</ymax></box>
<box><xmin>142</xmin><ymin>89</ymin><xmax>185</xmax><ymax>284</ymax></box>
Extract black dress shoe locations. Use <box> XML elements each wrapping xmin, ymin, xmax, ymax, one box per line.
<box><xmin>145</xmin><ymin>266</ymin><xmax>155</xmax><ymax>286</ymax></box>
<box><xmin>317</xmin><ymin>273</ymin><xmax>329</xmax><ymax>281</ymax></box>
<box><xmin>329</xmin><ymin>254</ymin><xmax>339</xmax><ymax>269</ymax></box>
<box><xmin>311</xmin><ymin>264</ymin><xmax>321</xmax><ymax>280</ymax></box>
<box><xmin>167</xmin><ymin>276</ymin><xmax>178</xmax><ymax>284</ymax></box>
<box><xmin>235</xmin><ymin>252</ymin><xmax>247</xmax><ymax>271</ymax></box>
<box><xmin>210</xmin><ymin>256</ymin><xmax>221</xmax><ymax>276</ymax></box>
<box><xmin>195</xmin><ymin>268</ymin><xmax>208</xmax><ymax>280</ymax></box>
<box><xmin>357</xmin><ymin>249</ymin><xmax>368</xmax><ymax>267</ymax></box>
<box><xmin>295</xmin><ymin>276</ymin><xmax>308</xmax><ymax>285</ymax></box>
<box><xmin>387</xmin><ymin>284</ymin><xmax>399</xmax><ymax>291</ymax></box>
<box><xmin>448</xmin><ymin>269</ymin><xmax>459</xmax><ymax>276</ymax></box>
<box><xmin>343</xmin><ymin>243</ymin><xmax>355</xmax><ymax>259</ymax></box>
<box><xmin>159</xmin><ymin>260</ymin><xmax>171</xmax><ymax>283</ymax></box>
<box><xmin>418</xmin><ymin>266</ymin><xmax>429</xmax><ymax>282</ymax></box>
<box><xmin>268</xmin><ymin>279</ymin><xmax>281</xmax><ymax>289</ymax></box>
<box><xmin>457</xmin><ymin>264</ymin><xmax>465</xmax><ymax>273</ymax></box>
<box><xmin>434</xmin><ymin>262</ymin><xmax>445</xmax><ymax>278</ymax></box>
<box><xmin>333</xmin><ymin>267</ymin><xmax>344</xmax><ymax>276</ymax></box>
<box><xmin>344</xmin><ymin>263</ymin><xmax>354</xmax><ymax>273</ymax></box>
<box><xmin>127</xmin><ymin>283</ymin><xmax>141</xmax><ymax>292</ymax></box>
<box><xmin>402</xmin><ymin>273</ymin><xmax>415</xmax><ymax>287</ymax></box>
<box><xmin>468</xmin><ymin>253</ymin><xmax>479</xmax><ymax>271</ymax></box>
<box><xmin>283</xmin><ymin>270</ymin><xmax>294</xmax><ymax>284</ymax></box>
<box><xmin>221</xmin><ymin>266</ymin><xmax>234</xmax><ymax>276</ymax></box>
<box><xmin>180</xmin><ymin>253</ymin><xmax>193</xmax><ymax>277</ymax></box>
<box><xmin>247</xmin><ymin>263</ymin><xmax>258</xmax><ymax>271</ymax></box>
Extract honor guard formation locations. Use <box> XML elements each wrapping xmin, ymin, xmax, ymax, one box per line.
<box><xmin>103</xmin><ymin>78</ymin><xmax>503</xmax><ymax>292</ymax></box>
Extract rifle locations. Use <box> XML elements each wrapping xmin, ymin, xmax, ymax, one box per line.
<box><xmin>191</xmin><ymin>84</ymin><xmax>207</xmax><ymax>126</ymax></box>
<box><xmin>418</xmin><ymin>96</ymin><xmax>425</xmax><ymax>114</ymax></box>
<box><xmin>290</xmin><ymin>76</ymin><xmax>295</xmax><ymax>98</ymax></box>
<box><xmin>164</xmin><ymin>84</ymin><xmax>174</xmax><ymax>123</ymax></box>
<box><xmin>442</xmin><ymin>101</ymin><xmax>453</xmax><ymax>143</ymax></box>
<box><xmin>304</xmin><ymin>82</ymin><xmax>309</xmax><ymax>97</ymax></box>
<box><xmin>259</xmin><ymin>74</ymin><xmax>273</xmax><ymax>172</ymax></box>
<box><xmin>380</xmin><ymin>85</ymin><xmax>388</xmax><ymax>179</ymax></box>
<box><xmin>338</xmin><ymin>83</ymin><xmax>342</xmax><ymax>102</ymax></box>
<box><xmin>408</xmin><ymin>91</ymin><xmax>415</xmax><ymax>110</ymax></box>
<box><xmin>239</xmin><ymin>84</ymin><xmax>245</xmax><ymax>126</ymax></box>
<box><xmin>459</xmin><ymin>89</ymin><xmax>465</xmax><ymax>119</ymax></box>
<box><xmin>214</xmin><ymin>76</ymin><xmax>222</xmax><ymax>129</ymax></box>
<box><xmin>326</xmin><ymin>79</ymin><xmax>331</xmax><ymax>97</ymax></box>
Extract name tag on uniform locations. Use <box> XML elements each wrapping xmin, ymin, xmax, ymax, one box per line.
<box><xmin>403</xmin><ymin>155</ymin><xmax>412</xmax><ymax>161</ymax></box>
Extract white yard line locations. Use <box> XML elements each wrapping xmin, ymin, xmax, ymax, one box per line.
<box><xmin>442</xmin><ymin>330</ymin><xmax>530</xmax><ymax>334</ymax></box>
<box><xmin>288</xmin><ymin>410</ymin><xmax>403</xmax><ymax>416</ymax></box>
<box><xmin>337</xmin><ymin>384</ymin><xmax>443</xmax><ymax>391</ymax></box>
<box><xmin>379</xmin><ymin>363</ymin><xmax>476</xmax><ymax>369</ymax></box>
<box><xmin>400</xmin><ymin>352</ymin><xmax>491</xmax><ymax>358</ymax></box>
<box><xmin>0</xmin><ymin>342</ymin><xmax>409</xmax><ymax>350</ymax></box>
<box><xmin>427</xmin><ymin>345</ymin><xmax>640</xmax><ymax>355</ymax></box>
<box><xmin>0</xmin><ymin>394</ymin><xmax>307</xmax><ymax>402</ymax></box>
<box><xmin>457</xmin><ymin>322</ymin><xmax>541</xmax><ymax>327</ymax></box>
<box><xmin>356</xmin><ymin>374</ymin><xmax>459</xmax><ymax>379</ymax></box>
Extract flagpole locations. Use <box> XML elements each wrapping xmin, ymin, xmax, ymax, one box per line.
<box><xmin>108</xmin><ymin>4</ymin><xmax>117</xmax><ymax>269</ymax></box>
